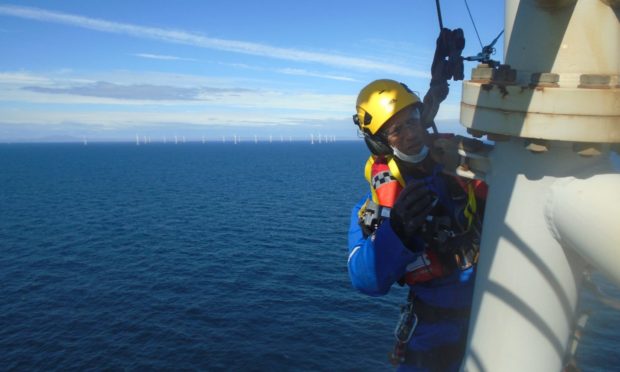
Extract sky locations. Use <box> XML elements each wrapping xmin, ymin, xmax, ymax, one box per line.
<box><xmin>0</xmin><ymin>1</ymin><xmax>504</xmax><ymax>142</ymax></box>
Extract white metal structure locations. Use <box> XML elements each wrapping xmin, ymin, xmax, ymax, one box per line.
<box><xmin>459</xmin><ymin>0</ymin><xmax>620</xmax><ymax>370</ymax></box>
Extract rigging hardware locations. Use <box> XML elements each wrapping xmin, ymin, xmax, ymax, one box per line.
<box><xmin>463</xmin><ymin>30</ymin><xmax>504</xmax><ymax>68</ymax></box>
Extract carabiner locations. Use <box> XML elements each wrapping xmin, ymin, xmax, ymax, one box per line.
<box><xmin>394</xmin><ymin>301</ymin><xmax>418</xmax><ymax>343</ymax></box>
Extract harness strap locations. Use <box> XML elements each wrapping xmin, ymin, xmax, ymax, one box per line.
<box><xmin>463</xmin><ymin>182</ymin><xmax>477</xmax><ymax>231</ymax></box>
<box><xmin>389</xmin><ymin>293</ymin><xmax>470</xmax><ymax>366</ymax></box>
<box><xmin>402</xmin><ymin>339</ymin><xmax>466</xmax><ymax>371</ymax></box>
<box><xmin>413</xmin><ymin>297</ymin><xmax>470</xmax><ymax>323</ymax></box>
<box><xmin>365</xmin><ymin>155</ymin><xmax>406</xmax><ymax>205</ymax></box>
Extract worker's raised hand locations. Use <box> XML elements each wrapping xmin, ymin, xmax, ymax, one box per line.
<box><xmin>390</xmin><ymin>182</ymin><xmax>435</xmax><ymax>252</ymax></box>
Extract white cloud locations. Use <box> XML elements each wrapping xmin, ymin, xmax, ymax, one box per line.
<box><xmin>276</xmin><ymin>68</ymin><xmax>358</xmax><ymax>82</ymax></box>
<box><xmin>0</xmin><ymin>70</ymin><xmax>356</xmax><ymax>135</ymax></box>
<box><xmin>56</xmin><ymin>70</ymin><xmax>247</xmax><ymax>88</ymax></box>
<box><xmin>132</xmin><ymin>53</ymin><xmax>196</xmax><ymax>61</ymax></box>
<box><xmin>0</xmin><ymin>5</ymin><xmax>429</xmax><ymax>78</ymax></box>
<box><xmin>217</xmin><ymin>62</ymin><xmax>358</xmax><ymax>83</ymax></box>
<box><xmin>20</xmin><ymin>81</ymin><xmax>256</xmax><ymax>101</ymax></box>
<box><xmin>0</xmin><ymin>70</ymin><xmax>355</xmax><ymax>111</ymax></box>
<box><xmin>22</xmin><ymin>81</ymin><xmax>200</xmax><ymax>101</ymax></box>
<box><xmin>0</xmin><ymin>71</ymin><xmax>53</xmax><ymax>85</ymax></box>
<box><xmin>0</xmin><ymin>68</ymin><xmax>460</xmax><ymax>139</ymax></box>
<box><xmin>358</xmin><ymin>38</ymin><xmax>433</xmax><ymax>66</ymax></box>
<box><xmin>0</xmin><ymin>109</ymin><xmax>348</xmax><ymax>128</ymax></box>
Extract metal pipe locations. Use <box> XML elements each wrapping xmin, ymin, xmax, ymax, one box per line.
<box><xmin>546</xmin><ymin>174</ymin><xmax>620</xmax><ymax>286</ymax></box>
<box><xmin>461</xmin><ymin>139</ymin><xmax>610</xmax><ymax>371</ymax></box>
<box><xmin>460</xmin><ymin>1</ymin><xmax>619</xmax><ymax>370</ymax></box>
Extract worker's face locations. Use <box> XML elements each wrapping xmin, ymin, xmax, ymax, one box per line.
<box><xmin>381</xmin><ymin>106</ymin><xmax>427</xmax><ymax>156</ymax></box>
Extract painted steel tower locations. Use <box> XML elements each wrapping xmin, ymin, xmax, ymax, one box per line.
<box><xmin>459</xmin><ymin>0</ymin><xmax>620</xmax><ymax>370</ymax></box>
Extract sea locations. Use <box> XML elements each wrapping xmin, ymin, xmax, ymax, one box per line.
<box><xmin>1</xmin><ymin>142</ymin><xmax>619</xmax><ymax>371</ymax></box>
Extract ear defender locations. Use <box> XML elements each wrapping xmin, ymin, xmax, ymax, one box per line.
<box><xmin>364</xmin><ymin>133</ymin><xmax>393</xmax><ymax>156</ymax></box>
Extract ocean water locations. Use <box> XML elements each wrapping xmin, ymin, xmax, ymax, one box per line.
<box><xmin>0</xmin><ymin>142</ymin><xmax>618</xmax><ymax>371</ymax></box>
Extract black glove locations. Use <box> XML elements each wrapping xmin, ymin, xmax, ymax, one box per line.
<box><xmin>432</xmin><ymin>28</ymin><xmax>465</xmax><ymax>81</ymax></box>
<box><xmin>447</xmin><ymin>28</ymin><xmax>465</xmax><ymax>81</ymax></box>
<box><xmin>390</xmin><ymin>182</ymin><xmax>435</xmax><ymax>252</ymax></box>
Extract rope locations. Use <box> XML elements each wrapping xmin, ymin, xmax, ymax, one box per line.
<box><xmin>464</xmin><ymin>0</ymin><xmax>483</xmax><ymax>49</ymax></box>
<box><xmin>434</xmin><ymin>0</ymin><xmax>444</xmax><ymax>31</ymax></box>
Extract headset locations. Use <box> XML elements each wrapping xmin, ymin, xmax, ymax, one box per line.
<box><xmin>363</xmin><ymin>132</ymin><xmax>393</xmax><ymax>156</ymax></box>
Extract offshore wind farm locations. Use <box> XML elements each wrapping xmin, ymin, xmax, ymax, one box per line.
<box><xmin>128</xmin><ymin>133</ymin><xmax>339</xmax><ymax>146</ymax></box>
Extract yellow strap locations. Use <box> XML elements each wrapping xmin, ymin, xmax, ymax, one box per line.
<box><xmin>364</xmin><ymin>155</ymin><xmax>374</xmax><ymax>183</ymax></box>
<box><xmin>463</xmin><ymin>182</ymin><xmax>477</xmax><ymax>230</ymax></box>
<box><xmin>387</xmin><ymin>157</ymin><xmax>406</xmax><ymax>187</ymax></box>
<box><xmin>365</xmin><ymin>155</ymin><xmax>406</xmax><ymax>204</ymax></box>
<box><xmin>364</xmin><ymin>155</ymin><xmax>379</xmax><ymax>203</ymax></box>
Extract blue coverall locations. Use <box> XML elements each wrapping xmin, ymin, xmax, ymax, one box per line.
<box><xmin>347</xmin><ymin>168</ymin><xmax>476</xmax><ymax>371</ymax></box>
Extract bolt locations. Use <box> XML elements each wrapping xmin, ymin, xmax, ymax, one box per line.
<box><xmin>531</xmin><ymin>73</ymin><xmax>560</xmax><ymax>87</ymax></box>
<box><xmin>467</xmin><ymin>128</ymin><xmax>485</xmax><ymax>138</ymax></box>
<box><xmin>471</xmin><ymin>64</ymin><xmax>494</xmax><ymax>82</ymax></box>
<box><xmin>525</xmin><ymin>139</ymin><xmax>549</xmax><ymax>153</ymax></box>
<box><xmin>579</xmin><ymin>74</ymin><xmax>611</xmax><ymax>89</ymax></box>
<box><xmin>493</xmin><ymin>64</ymin><xmax>517</xmax><ymax>84</ymax></box>
<box><xmin>573</xmin><ymin>143</ymin><xmax>603</xmax><ymax>157</ymax></box>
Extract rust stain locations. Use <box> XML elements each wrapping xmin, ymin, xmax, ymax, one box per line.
<box><xmin>498</xmin><ymin>85</ymin><xmax>509</xmax><ymax>98</ymax></box>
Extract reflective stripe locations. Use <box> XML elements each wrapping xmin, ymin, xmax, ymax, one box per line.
<box><xmin>405</xmin><ymin>252</ymin><xmax>432</xmax><ymax>272</ymax></box>
<box><xmin>348</xmin><ymin>245</ymin><xmax>361</xmax><ymax>264</ymax></box>
<box><xmin>387</xmin><ymin>157</ymin><xmax>405</xmax><ymax>187</ymax></box>
<box><xmin>366</xmin><ymin>155</ymin><xmax>404</xmax><ymax>208</ymax></box>
<box><xmin>364</xmin><ymin>156</ymin><xmax>379</xmax><ymax>204</ymax></box>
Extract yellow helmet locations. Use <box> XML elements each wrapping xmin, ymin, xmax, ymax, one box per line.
<box><xmin>354</xmin><ymin>79</ymin><xmax>421</xmax><ymax>135</ymax></box>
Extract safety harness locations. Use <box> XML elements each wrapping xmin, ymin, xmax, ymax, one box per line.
<box><xmin>367</xmin><ymin>1</ymin><xmax>499</xmax><ymax>368</ymax></box>
<box><xmin>359</xmin><ymin>153</ymin><xmax>482</xmax><ymax>284</ymax></box>
<box><xmin>358</xmin><ymin>153</ymin><xmax>484</xmax><ymax>368</ymax></box>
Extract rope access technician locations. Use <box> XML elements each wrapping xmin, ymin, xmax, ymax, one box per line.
<box><xmin>346</xmin><ymin>2</ymin><xmax>505</xmax><ymax>369</ymax></box>
<box><xmin>347</xmin><ymin>77</ymin><xmax>487</xmax><ymax>371</ymax></box>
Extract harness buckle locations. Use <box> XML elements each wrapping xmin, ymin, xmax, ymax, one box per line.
<box><xmin>389</xmin><ymin>295</ymin><xmax>419</xmax><ymax>366</ymax></box>
<box><xmin>360</xmin><ymin>200</ymin><xmax>391</xmax><ymax>235</ymax></box>
<box><xmin>394</xmin><ymin>299</ymin><xmax>418</xmax><ymax>343</ymax></box>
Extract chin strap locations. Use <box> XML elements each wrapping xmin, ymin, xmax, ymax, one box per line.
<box><xmin>391</xmin><ymin>145</ymin><xmax>429</xmax><ymax>164</ymax></box>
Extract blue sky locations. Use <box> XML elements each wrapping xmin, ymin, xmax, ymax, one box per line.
<box><xmin>0</xmin><ymin>1</ymin><xmax>504</xmax><ymax>142</ymax></box>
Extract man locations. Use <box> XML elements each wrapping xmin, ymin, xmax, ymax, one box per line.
<box><xmin>347</xmin><ymin>79</ymin><xmax>486</xmax><ymax>371</ymax></box>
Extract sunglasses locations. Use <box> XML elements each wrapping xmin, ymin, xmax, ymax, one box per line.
<box><xmin>380</xmin><ymin>109</ymin><xmax>422</xmax><ymax>138</ymax></box>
